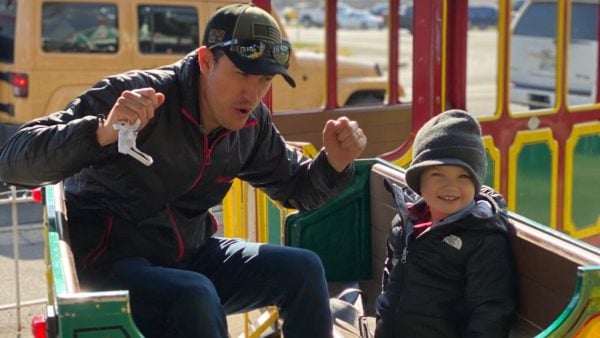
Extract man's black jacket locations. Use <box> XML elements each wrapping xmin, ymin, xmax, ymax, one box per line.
<box><xmin>0</xmin><ymin>50</ymin><xmax>353</xmax><ymax>277</ymax></box>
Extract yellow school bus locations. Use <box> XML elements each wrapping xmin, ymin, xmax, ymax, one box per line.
<box><xmin>0</xmin><ymin>0</ymin><xmax>398</xmax><ymax>144</ymax></box>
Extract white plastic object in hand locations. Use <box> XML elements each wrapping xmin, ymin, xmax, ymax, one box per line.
<box><xmin>112</xmin><ymin>119</ymin><xmax>154</xmax><ymax>166</ymax></box>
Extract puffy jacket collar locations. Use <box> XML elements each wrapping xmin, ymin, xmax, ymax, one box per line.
<box><xmin>388</xmin><ymin>181</ymin><xmax>511</xmax><ymax>234</ymax></box>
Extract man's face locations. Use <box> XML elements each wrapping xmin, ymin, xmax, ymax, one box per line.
<box><xmin>419</xmin><ymin>165</ymin><xmax>476</xmax><ymax>221</ymax></box>
<box><xmin>202</xmin><ymin>52</ymin><xmax>274</xmax><ymax>132</ymax></box>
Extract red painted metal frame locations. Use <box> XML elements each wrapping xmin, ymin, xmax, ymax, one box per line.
<box><xmin>383</xmin><ymin>0</ymin><xmax>600</xmax><ymax>236</ymax></box>
<box><xmin>387</xmin><ymin>0</ymin><xmax>401</xmax><ymax>105</ymax></box>
<box><xmin>260</xmin><ymin>0</ymin><xmax>600</xmax><ymax>235</ymax></box>
<box><xmin>325</xmin><ymin>0</ymin><xmax>339</xmax><ymax>109</ymax></box>
<box><xmin>445</xmin><ymin>0</ymin><xmax>468</xmax><ymax>110</ymax></box>
<box><xmin>477</xmin><ymin>0</ymin><xmax>600</xmax><ymax>236</ymax></box>
<box><xmin>254</xmin><ymin>0</ymin><xmax>273</xmax><ymax>110</ymax></box>
<box><xmin>381</xmin><ymin>0</ymin><xmax>450</xmax><ymax>160</ymax></box>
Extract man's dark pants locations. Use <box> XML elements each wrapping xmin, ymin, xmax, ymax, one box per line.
<box><xmin>110</xmin><ymin>237</ymin><xmax>333</xmax><ymax>338</ymax></box>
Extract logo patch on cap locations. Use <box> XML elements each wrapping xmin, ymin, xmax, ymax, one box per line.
<box><xmin>207</xmin><ymin>29</ymin><xmax>226</xmax><ymax>44</ymax></box>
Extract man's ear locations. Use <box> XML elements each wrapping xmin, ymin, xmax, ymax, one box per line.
<box><xmin>197</xmin><ymin>46</ymin><xmax>213</xmax><ymax>74</ymax></box>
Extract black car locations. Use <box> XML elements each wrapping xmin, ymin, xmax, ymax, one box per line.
<box><xmin>468</xmin><ymin>5</ymin><xmax>498</xmax><ymax>29</ymax></box>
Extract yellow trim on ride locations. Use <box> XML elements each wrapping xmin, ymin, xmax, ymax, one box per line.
<box><xmin>391</xmin><ymin>146</ymin><xmax>413</xmax><ymax>169</ymax></box>
<box><xmin>440</xmin><ymin>0</ymin><xmax>447</xmax><ymax>111</ymax></box>
<box><xmin>223</xmin><ymin>179</ymin><xmax>248</xmax><ymax>239</ymax></box>
<box><xmin>482</xmin><ymin>136</ymin><xmax>501</xmax><ymax>191</ymax></box>
<box><xmin>563</xmin><ymin>122</ymin><xmax>600</xmax><ymax>239</ymax></box>
<box><xmin>575</xmin><ymin>315</ymin><xmax>600</xmax><ymax>338</ymax></box>
<box><xmin>555</xmin><ymin>0</ymin><xmax>567</xmax><ymax>110</ymax></box>
<box><xmin>256</xmin><ymin>190</ymin><xmax>270</xmax><ymax>244</ymax></box>
<box><xmin>508</xmin><ymin>129</ymin><xmax>558</xmax><ymax>228</ymax></box>
<box><xmin>493</xmin><ymin>0</ymin><xmax>508</xmax><ymax>118</ymax></box>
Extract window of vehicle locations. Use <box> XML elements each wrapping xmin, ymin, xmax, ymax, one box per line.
<box><xmin>571</xmin><ymin>4</ymin><xmax>597</xmax><ymax>41</ymax></box>
<box><xmin>513</xmin><ymin>3</ymin><xmax>556</xmax><ymax>38</ymax></box>
<box><xmin>0</xmin><ymin>0</ymin><xmax>16</xmax><ymax>62</ymax></box>
<box><xmin>567</xmin><ymin>3</ymin><xmax>598</xmax><ymax>107</ymax></box>
<box><xmin>513</xmin><ymin>2</ymin><xmax>597</xmax><ymax>41</ymax></box>
<box><xmin>468</xmin><ymin>6</ymin><xmax>498</xmax><ymax>29</ymax></box>
<box><xmin>137</xmin><ymin>5</ymin><xmax>199</xmax><ymax>55</ymax></box>
<box><xmin>510</xmin><ymin>1</ymin><xmax>598</xmax><ymax>111</ymax></box>
<box><xmin>42</xmin><ymin>3</ymin><xmax>118</xmax><ymax>54</ymax></box>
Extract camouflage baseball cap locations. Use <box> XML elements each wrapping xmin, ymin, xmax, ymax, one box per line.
<box><xmin>203</xmin><ymin>3</ymin><xmax>296</xmax><ymax>87</ymax></box>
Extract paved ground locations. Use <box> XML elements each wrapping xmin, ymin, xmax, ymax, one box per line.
<box><xmin>0</xmin><ymin>214</ymin><xmax>270</xmax><ymax>338</ymax></box>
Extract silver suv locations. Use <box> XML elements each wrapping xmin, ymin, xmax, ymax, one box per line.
<box><xmin>510</xmin><ymin>0</ymin><xmax>598</xmax><ymax>109</ymax></box>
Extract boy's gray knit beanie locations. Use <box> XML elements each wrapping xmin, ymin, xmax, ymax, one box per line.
<box><xmin>405</xmin><ymin>109</ymin><xmax>487</xmax><ymax>195</ymax></box>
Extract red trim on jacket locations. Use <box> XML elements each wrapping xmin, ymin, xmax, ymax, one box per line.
<box><xmin>83</xmin><ymin>215</ymin><xmax>114</xmax><ymax>268</ymax></box>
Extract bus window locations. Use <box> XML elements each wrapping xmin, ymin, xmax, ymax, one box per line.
<box><xmin>41</xmin><ymin>3</ymin><xmax>118</xmax><ymax>54</ymax></box>
<box><xmin>137</xmin><ymin>5</ymin><xmax>199</xmax><ymax>55</ymax></box>
<box><xmin>0</xmin><ymin>0</ymin><xmax>16</xmax><ymax>63</ymax></box>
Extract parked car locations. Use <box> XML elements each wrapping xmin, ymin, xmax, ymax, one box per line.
<box><xmin>337</xmin><ymin>9</ymin><xmax>384</xmax><ymax>30</ymax></box>
<box><xmin>512</xmin><ymin>0</ymin><xmax>526</xmax><ymax>13</ymax></box>
<box><xmin>297</xmin><ymin>2</ymin><xmax>353</xmax><ymax>28</ymax></box>
<box><xmin>400</xmin><ymin>5</ymin><xmax>413</xmax><ymax>32</ymax></box>
<box><xmin>370</xmin><ymin>3</ymin><xmax>388</xmax><ymax>17</ymax></box>
<box><xmin>468</xmin><ymin>5</ymin><xmax>498</xmax><ymax>29</ymax></box>
<box><xmin>369</xmin><ymin>2</ymin><xmax>413</xmax><ymax>28</ymax></box>
<box><xmin>510</xmin><ymin>0</ymin><xmax>598</xmax><ymax>109</ymax></box>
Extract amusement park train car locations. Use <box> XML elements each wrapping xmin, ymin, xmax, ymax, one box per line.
<box><xmin>34</xmin><ymin>159</ymin><xmax>600</xmax><ymax>337</ymax></box>
<box><xmin>15</xmin><ymin>0</ymin><xmax>600</xmax><ymax>336</ymax></box>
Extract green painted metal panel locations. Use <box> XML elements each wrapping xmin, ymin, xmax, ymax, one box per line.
<box><xmin>285</xmin><ymin>159</ymin><xmax>377</xmax><ymax>282</ymax></box>
<box><xmin>516</xmin><ymin>143</ymin><xmax>552</xmax><ymax>226</ymax></box>
<box><xmin>48</xmin><ymin>232</ymin><xmax>67</xmax><ymax>296</ymax></box>
<box><xmin>58</xmin><ymin>293</ymin><xmax>142</xmax><ymax>337</ymax></box>
<box><xmin>266</xmin><ymin>200</ymin><xmax>282</xmax><ymax>244</ymax></box>
<box><xmin>571</xmin><ymin>134</ymin><xmax>600</xmax><ymax>229</ymax></box>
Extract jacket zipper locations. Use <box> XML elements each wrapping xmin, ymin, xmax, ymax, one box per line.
<box><xmin>185</xmin><ymin>132</ymin><xmax>227</xmax><ymax>192</ymax></box>
<box><xmin>169</xmin><ymin>125</ymin><xmax>231</xmax><ymax>261</ymax></box>
<box><xmin>400</xmin><ymin>246</ymin><xmax>408</xmax><ymax>264</ymax></box>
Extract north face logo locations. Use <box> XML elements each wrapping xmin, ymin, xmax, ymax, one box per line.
<box><xmin>443</xmin><ymin>234</ymin><xmax>463</xmax><ymax>250</ymax></box>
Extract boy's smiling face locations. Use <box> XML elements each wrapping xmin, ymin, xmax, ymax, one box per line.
<box><xmin>419</xmin><ymin>165</ymin><xmax>476</xmax><ymax>221</ymax></box>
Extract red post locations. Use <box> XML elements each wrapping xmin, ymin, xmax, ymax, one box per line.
<box><xmin>325</xmin><ymin>0</ymin><xmax>338</xmax><ymax>109</ymax></box>
<box><xmin>253</xmin><ymin>0</ymin><xmax>273</xmax><ymax>111</ymax></box>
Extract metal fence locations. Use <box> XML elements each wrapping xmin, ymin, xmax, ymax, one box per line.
<box><xmin>0</xmin><ymin>186</ymin><xmax>46</xmax><ymax>334</ymax></box>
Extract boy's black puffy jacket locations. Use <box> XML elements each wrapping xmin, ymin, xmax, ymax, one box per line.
<box><xmin>376</xmin><ymin>183</ymin><xmax>517</xmax><ymax>338</ymax></box>
<box><xmin>0</xmin><ymin>50</ymin><xmax>353</xmax><ymax>280</ymax></box>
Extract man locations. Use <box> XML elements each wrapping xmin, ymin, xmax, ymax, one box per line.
<box><xmin>0</xmin><ymin>3</ymin><xmax>366</xmax><ymax>338</ymax></box>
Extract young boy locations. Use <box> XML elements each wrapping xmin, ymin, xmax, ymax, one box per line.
<box><xmin>375</xmin><ymin>110</ymin><xmax>517</xmax><ymax>337</ymax></box>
